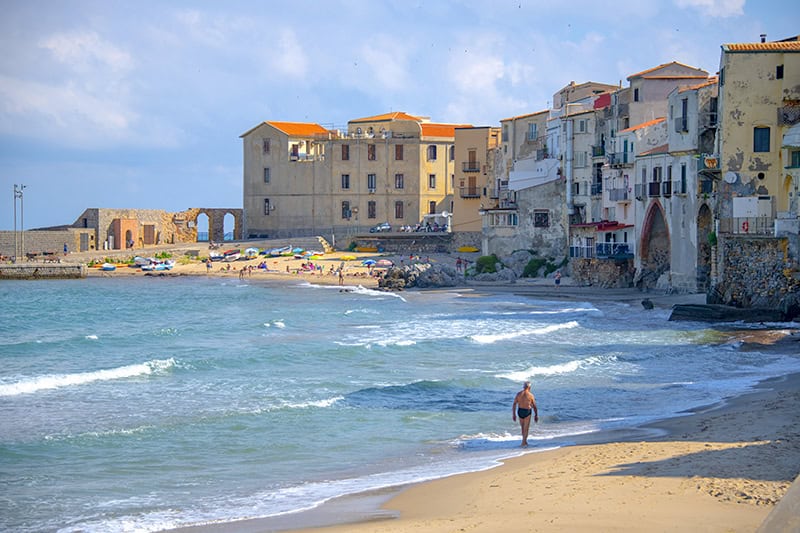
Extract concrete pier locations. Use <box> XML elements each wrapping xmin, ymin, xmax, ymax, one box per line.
<box><xmin>0</xmin><ymin>263</ymin><xmax>87</xmax><ymax>280</ymax></box>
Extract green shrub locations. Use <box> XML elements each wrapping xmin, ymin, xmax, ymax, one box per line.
<box><xmin>475</xmin><ymin>254</ymin><xmax>501</xmax><ymax>274</ymax></box>
<box><xmin>522</xmin><ymin>258</ymin><xmax>547</xmax><ymax>278</ymax></box>
<box><xmin>708</xmin><ymin>231</ymin><xmax>717</xmax><ymax>246</ymax></box>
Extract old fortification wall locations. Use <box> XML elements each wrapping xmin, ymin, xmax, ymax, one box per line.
<box><xmin>571</xmin><ymin>258</ymin><xmax>636</xmax><ymax>288</ymax></box>
<box><xmin>710</xmin><ymin>235</ymin><xmax>800</xmax><ymax>315</ymax></box>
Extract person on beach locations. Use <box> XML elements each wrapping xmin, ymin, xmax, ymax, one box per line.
<box><xmin>554</xmin><ymin>270</ymin><xmax>561</xmax><ymax>288</ymax></box>
<box><xmin>512</xmin><ymin>381</ymin><xmax>538</xmax><ymax>447</ymax></box>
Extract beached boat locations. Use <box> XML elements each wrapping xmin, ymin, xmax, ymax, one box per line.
<box><xmin>267</xmin><ymin>246</ymin><xmax>291</xmax><ymax>257</ymax></box>
<box><xmin>223</xmin><ymin>249</ymin><xmax>241</xmax><ymax>262</ymax></box>
<box><xmin>100</xmin><ymin>263</ymin><xmax>116</xmax><ymax>271</ymax></box>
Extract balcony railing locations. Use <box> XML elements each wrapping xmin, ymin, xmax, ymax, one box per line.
<box><xmin>608</xmin><ymin>187</ymin><xmax>629</xmax><ymax>202</ymax></box>
<box><xmin>591</xmin><ymin>145</ymin><xmax>605</xmax><ymax>157</ymax></box>
<box><xmin>569</xmin><ymin>245</ymin><xmax>594</xmax><ymax>259</ymax></box>
<box><xmin>596</xmin><ymin>242</ymin><xmax>632</xmax><ymax>258</ymax></box>
<box><xmin>459</xmin><ymin>187</ymin><xmax>481</xmax><ymax>199</ymax></box>
<box><xmin>608</xmin><ymin>152</ymin><xmax>630</xmax><ymax>166</ymax></box>
<box><xmin>489</xmin><ymin>188</ymin><xmax>500</xmax><ymax>199</ymax></box>
<box><xmin>634</xmin><ymin>183</ymin><xmax>646</xmax><ymax>200</ymax></box>
<box><xmin>718</xmin><ymin>217</ymin><xmax>774</xmax><ymax>235</ymax></box>
<box><xmin>462</xmin><ymin>161</ymin><xmax>481</xmax><ymax>172</ymax></box>
<box><xmin>591</xmin><ymin>183</ymin><xmax>603</xmax><ymax>195</ymax></box>
<box><xmin>674</xmin><ymin>117</ymin><xmax>688</xmax><ymax>133</ymax></box>
<box><xmin>699</xmin><ymin>180</ymin><xmax>713</xmax><ymax>194</ymax></box>
<box><xmin>661</xmin><ymin>180</ymin><xmax>672</xmax><ymax>197</ymax></box>
<box><xmin>648</xmin><ymin>182</ymin><xmax>661</xmax><ymax>197</ymax></box>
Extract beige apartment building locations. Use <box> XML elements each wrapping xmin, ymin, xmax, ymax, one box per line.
<box><xmin>241</xmin><ymin>112</ymin><xmax>468</xmax><ymax>241</ymax></box>
<box><xmin>450</xmin><ymin>126</ymin><xmax>501</xmax><ymax>243</ymax></box>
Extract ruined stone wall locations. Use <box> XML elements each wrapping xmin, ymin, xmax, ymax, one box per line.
<box><xmin>571</xmin><ymin>257</ymin><xmax>635</xmax><ymax>288</ymax></box>
<box><xmin>711</xmin><ymin>235</ymin><xmax>800</xmax><ymax>311</ymax></box>
<box><xmin>0</xmin><ymin>229</ymin><xmax>93</xmax><ymax>259</ymax></box>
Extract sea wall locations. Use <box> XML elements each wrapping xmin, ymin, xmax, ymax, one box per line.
<box><xmin>0</xmin><ymin>264</ymin><xmax>87</xmax><ymax>280</ymax></box>
<box><xmin>571</xmin><ymin>257</ymin><xmax>635</xmax><ymax>288</ymax></box>
<box><xmin>710</xmin><ymin>234</ymin><xmax>800</xmax><ymax>316</ymax></box>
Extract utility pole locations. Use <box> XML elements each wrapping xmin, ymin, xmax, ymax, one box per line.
<box><xmin>13</xmin><ymin>184</ymin><xmax>25</xmax><ymax>262</ymax></box>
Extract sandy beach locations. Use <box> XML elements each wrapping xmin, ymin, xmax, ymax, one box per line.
<box><xmin>68</xmin><ymin>245</ymin><xmax>800</xmax><ymax>532</ymax></box>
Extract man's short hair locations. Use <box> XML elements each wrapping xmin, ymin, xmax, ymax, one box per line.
<box><xmin>524</xmin><ymin>381</ymin><xmax>531</xmax><ymax>388</ymax></box>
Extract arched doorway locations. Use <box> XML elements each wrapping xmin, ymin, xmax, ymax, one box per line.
<box><xmin>638</xmin><ymin>203</ymin><xmax>670</xmax><ymax>290</ymax></box>
<box><xmin>696</xmin><ymin>204</ymin><xmax>713</xmax><ymax>292</ymax></box>
<box><xmin>223</xmin><ymin>213</ymin><xmax>235</xmax><ymax>241</ymax></box>
<box><xmin>196</xmin><ymin>213</ymin><xmax>210</xmax><ymax>242</ymax></box>
<box><xmin>125</xmin><ymin>229</ymin><xmax>133</xmax><ymax>249</ymax></box>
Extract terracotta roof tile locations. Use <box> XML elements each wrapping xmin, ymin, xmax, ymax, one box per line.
<box><xmin>266</xmin><ymin>121</ymin><xmax>330</xmax><ymax>136</ymax></box>
<box><xmin>421</xmin><ymin>123</ymin><xmax>472</xmax><ymax>138</ymax></box>
<box><xmin>638</xmin><ymin>144</ymin><xmax>670</xmax><ymax>156</ymax></box>
<box><xmin>627</xmin><ymin>61</ymin><xmax>704</xmax><ymax>79</ymax></box>
<box><xmin>349</xmin><ymin>112</ymin><xmax>422</xmax><ymax>123</ymax></box>
<box><xmin>723</xmin><ymin>41</ymin><xmax>800</xmax><ymax>52</ymax></box>
<box><xmin>618</xmin><ymin>117</ymin><xmax>666</xmax><ymax>134</ymax></box>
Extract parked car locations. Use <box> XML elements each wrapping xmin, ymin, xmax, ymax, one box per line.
<box><xmin>369</xmin><ymin>222</ymin><xmax>392</xmax><ymax>233</ymax></box>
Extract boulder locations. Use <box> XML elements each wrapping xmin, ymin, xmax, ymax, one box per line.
<box><xmin>669</xmin><ymin>304</ymin><xmax>787</xmax><ymax>322</ymax></box>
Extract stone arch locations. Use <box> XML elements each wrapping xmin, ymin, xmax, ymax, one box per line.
<box><xmin>784</xmin><ymin>173</ymin><xmax>797</xmax><ymax>215</ymax></box>
<box><xmin>638</xmin><ymin>201</ymin><xmax>671</xmax><ymax>290</ymax></box>
<box><xmin>187</xmin><ymin>208</ymin><xmax>243</xmax><ymax>243</ymax></box>
<box><xmin>696</xmin><ymin>203</ymin><xmax>713</xmax><ymax>292</ymax></box>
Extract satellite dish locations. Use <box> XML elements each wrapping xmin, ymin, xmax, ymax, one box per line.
<box><xmin>441</xmin><ymin>211</ymin><xmax>450</xmax><ymax>217</ymax></box>
<box><xmin>724</xmin><ymin>171</ymin><xmax>738</xmax><ymax>184</ymax></box>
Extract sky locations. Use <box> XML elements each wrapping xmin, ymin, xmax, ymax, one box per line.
<box><xmin>0</xmin><ymin>0</ymin><xmax>795</xmax><ymax>230</ymax></box>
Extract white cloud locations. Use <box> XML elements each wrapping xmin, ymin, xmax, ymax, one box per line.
<box><xmin>360</xmin><ymin>40</ymin><xmax>409</xmax><ymax>91</ymax></box>
<box><xmin>39</xmin><ymin>30</ymin><xmax>133</xmax><ymax>73</ymax></box>
<box><xmin>272</xmin><ymin>28</ymin><xmax>309</xmax><ymax>79</ymax></box>
<box><xmin>673</xmin><ymin>0</ymin><xmax>745</xmax><ymax>18</ymax></box>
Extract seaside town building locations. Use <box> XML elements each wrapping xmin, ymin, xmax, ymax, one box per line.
<box><xmin>450</xmin><ymin>126</ymin><xmax>501</xmax><ymax>248</ymax></box>
<box><xmin>240</xmin><ymin>113</ymin><xmax>467</xmax><ymax>243</ymax></box>
<box><xmin>710</xmin><ymin>34</ymin><xmax>800</xmax><ymax>308</ymax></box>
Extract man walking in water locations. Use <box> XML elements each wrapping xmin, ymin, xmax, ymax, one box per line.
<box><xmin>512</xmin><ymin>381</ymin><xmax>538</xmax><ymax>447</ymax></box>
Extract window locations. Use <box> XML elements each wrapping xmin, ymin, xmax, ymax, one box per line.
<box><xmin>533</xmin><ymin>210</ymin><xmax>549</xmax><ymax>228</ymax></box>
<box><xmin>633</xmin><ymin>88</ymin><xmax>639</xmax><ymax>102</ymax></box>
<box><xmin>290</xmin><ymin>144</ymin><xmax>299</xmax><ymax>159</ymax></box>
<box><xmin>368</xmin><ymin>144</ymin><xmax>376</xmax><ymax>161</ymax></box>
<box><xmin>262</xmin><ymin>138</ymin><xmax>270</xmax><ymax>154</ymax></box>
<box><xmin>429</xmin><ymin>201</ymin><xmax>436</xmax><ymax>214</ymax></box>
<box><xmin>790</xmin><ymin>150</ymin><xmax>800</xmax><ymax>168</ymax></box>
<box><xmin>367</xmin><ymin>173</ymin><xmax>376</xmax><ymax>190</ymax></box>
<box><xmin>777</xmin><ymin>64</ymin><xmax>784</xmax><ymax>79</ymax></box>
<box><xmin>449</xmin><ymin>145</ymin><xmax>455</xmax><ymax>161</ymax></box>
<box><xmin>264</xmin><ymin>199</ymin><xmax>271</xmax><ymax>215</ymax></box>
<box><xmin>342</xmin><ymin>144</ymin><xmax>350</xmax><ymax>161</ymax></box>
<box><xmin>527</xmin><ymin>123</ymin><xmax>537</xmax><ymax>140</ymax></box>
<box><xmin>578</xmin><ymin>120</ymin><xmax>587</xmax><ymax>133</ymax></box>
<box><xmin>428</xmin><ymin>174</ymin><xmax>436</xmax><ymax>189</ymax></box>
<box><xmin>641</xmin><ymin>167</ymin><xmax>647</xmax><ymax>184</ymax></box>
<box><xmin>680</xmin><ymin>163</ymin><xmax>687</xmax><ymax>193</ymax></box>
<box><xmin>395</xmin><ymin>144</ymin><xmax>403</xmax><ymax>160</ymax></box>
<box><xmin>368</xmin><ymin>201</ymin><xmax>376</xmax><ymax>219</ymax></box>
<box><xmin>341</xmin><ymin>201</ymin><xmax>350</xmax><ymax>219</ymax></box>
<box><xmin>653</xmin><ymin>166</ymin><xmax>663</xmax><ymax>182</ymax></box>
<box><xmin>341</xmin><ymin>174</ymin><xmax>350</xmax><ymax>189</ymax></box>
<box><xmin>427</xmin><ymin>145</ymin><xmax>437</xmax><ymax>161</ymax></box>
<box><xmin>667</xmin><ymin>165</ymin><xmax>672</xmax><ymax>182</ymax></box>
<box><xmin>263</xmin><ymin>167</ymin><xmax>270</xmax><ymax>183</ymax></box>
<box><xmin>491</xmin><ymin>212</ymin><xmax>518</xmax><ymax>226</ymax></box>
<box><xmin>754</xmin><ymin>127</ymin><xmax>770</xmax><ymax>152</ymax></box>
<box><xmin>575</xmin><ymin>151</ymin><xmax>587</xmax><ymax>168</ymax></box>
<box><xmin>502</xmin><ymin>125</ymin><xmax>508</xmax><ymax>142</ymax></box>
<box><xmin>394</xmin><ymin>201</ymin><xmax>404</xmax><ymax>219</ymax></box>
<box><xmin>394</xmin><ymin>173</ymin><xmax>404</xmax><ymax>189</ymax></box>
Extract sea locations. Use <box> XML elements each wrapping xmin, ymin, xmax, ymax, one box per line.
<box><xmin>2</xmin><ymin>276</ymin><xmax>799</xmax><ymax>532</ymax></box>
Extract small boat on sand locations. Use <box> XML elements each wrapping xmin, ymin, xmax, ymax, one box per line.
<box><xmin>100</xmin><ymin>263</ymin><xmax>116</xmax><ymax>271</ymax></box>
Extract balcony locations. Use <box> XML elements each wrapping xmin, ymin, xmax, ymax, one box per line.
<box><xmin>591</xmin><ymin>183</ymin><xmax>603</xmax><ymax>196</ymax></box>
<box><xmin>489</xmin><ymin>188</ymin><xmax>500</xmax><ymax>199</ymax></box>
<box><xmin>591</xmin><ymin>145</ymin><xmax>605</xmax><ymax>157</ymax></box>
<box><xmin>460</xmin><ymin>186</ymin><xmax>481</xmax><ymax>199</ymax></box>
<box><xmin>646</xmin><ymin>182</ymin><xmax>660</xmax><ymax>197</ymax></box>
<box><xmin>608</xmin><ymin>187</ymin><xmax>629</xmax><ymax>202</ymax></box>
<box><xmin>569</xmin><ymin>245</ymin><xmax>594</xmax><ymax>259</ymax></box>
<box><xmin>661</xmin><ymin>180</ymin><xmax>672</xmax><ymax>197</ymax></box>
<box><xmin>596</xmin><ymin>242</ymin><xmax>632</xmax><ymax>258</ymax></box>
<box><xmin>718</xmin><ymin>216</ymin><xmax>774</xmax><ymax>235</ymax></box>
<box><xmin>634</xmin><ymin>184</ymin><xmax>646</xmax><ymax>200</ymax></box>
<box><xmin>462</xmin><ymin>161</ymin><xmax>481</xmax><ymax>172</ymax></box>
<box><xmin>674</xmin><ymin>117</ymin><xmax>688</xmax><ymax>133</ymax></box>
<box><xmin>608</xmin><ymin>152</ymin><xmax>630</xmax><ymax>167</ymax></box>
<box><xmin>698</xmin><ymin>179</ymin><xmax>714</xmax><ymax>194</ymax></box>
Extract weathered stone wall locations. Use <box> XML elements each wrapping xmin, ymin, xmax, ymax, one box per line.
<box><xmin>571</xmin><ymin>257</ymin><xmax>635</xmax><ymax>288</ymax></box>
<box><xmin>350</xmin><ymin>233</ymin><xmax>453</xmax><ymax>254</ymax></box>
<box><xmin>0</xmin><ymin>228</ymin><xmax>93</xmax><ymax>259</ymax></box>
<box><xmin>711</xmin><ymin>235</ymin><xmax>800</xmax><ymax>311</ymax></box>
<box><xmin>0</xmin><ymin>264</ymin><xmax>87</xmax><ymax>279</ymax></box>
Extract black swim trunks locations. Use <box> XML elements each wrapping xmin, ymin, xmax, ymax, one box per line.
<box><xmin>517</xmin><ymin>408</ymin><xmax>532</xmax><ymax>419</ymax></box>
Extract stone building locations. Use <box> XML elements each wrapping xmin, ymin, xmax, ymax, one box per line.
<box><xmin>241</xmin><ymin>113</ymin><xmax>467</xmax><ymax>243</ymax></box>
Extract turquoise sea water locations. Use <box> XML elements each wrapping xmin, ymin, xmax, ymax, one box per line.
<box><xmin>1</xmin><ymin>277</ymin><xmax>798</xmax><ymax>532</ymax></box>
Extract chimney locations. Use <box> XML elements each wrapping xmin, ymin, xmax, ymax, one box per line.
<box><xmin>760</xmin><ymin>34</ymin><xmax>767</xmax><ymax>43</ymax></box>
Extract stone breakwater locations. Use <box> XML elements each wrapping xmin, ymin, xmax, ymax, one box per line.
<box><xmin>0</xmin><ymin>264</ymin><xmax>87</xmax><ymax>279</ymax></box>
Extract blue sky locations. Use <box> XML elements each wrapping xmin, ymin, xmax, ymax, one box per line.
<box><xmin>0</xmin><ymin>0</ymin><xmax>794</xmax><ymax>230</ymax></box>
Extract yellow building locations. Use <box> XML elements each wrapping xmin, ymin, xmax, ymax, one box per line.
<box><xmin>241</xmin><ymin>113</ymin><xmax>468</xmax><ymax>241</ymax></box>
<box><xmin>717</xmin><ymin>36</ymin><xmax>800</xmax><ymax>231</ymax></box>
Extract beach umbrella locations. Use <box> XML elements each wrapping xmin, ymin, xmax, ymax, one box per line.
<box><xmin>362</xmin><ymin>259</ymin><xmax>376</xmax><ymax>266</ymax></box>
<box><xmin>376</xmin><ymin>259</ymin><xmax>393</xmax><ymax>267</ymax></box>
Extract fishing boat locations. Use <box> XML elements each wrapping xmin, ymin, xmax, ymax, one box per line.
<box><xmin>100</xmin><ymin>263</ymin><xmax>116</xmax><ymax>271</ymax></box>
<box><xmin>223</xmin><ymin>249</ymin><xmax>241</xmax><ymax>262</ymax></box>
